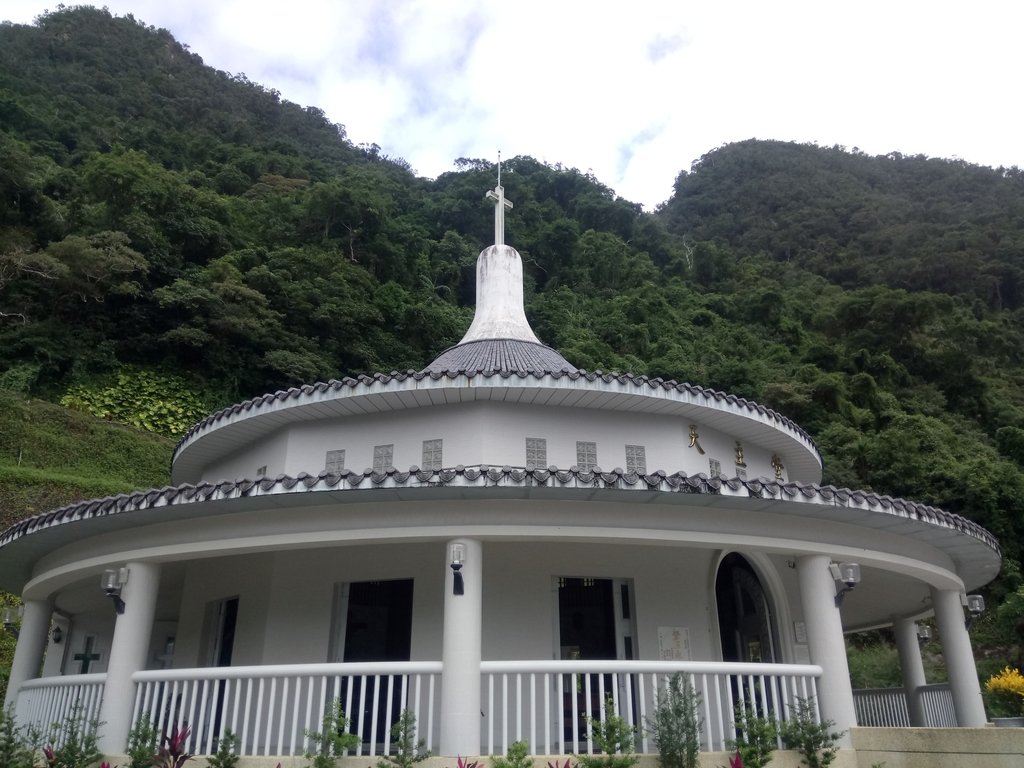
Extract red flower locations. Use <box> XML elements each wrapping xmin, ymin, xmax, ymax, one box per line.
<box><xmin>729</xmin><ymin>750</ymin><xmax>744</xmax><ymax>768</ymax></box>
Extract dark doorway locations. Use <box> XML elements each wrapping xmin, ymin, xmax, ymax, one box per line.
<box><xmin>338</xmin><ymin>579</ymin><xmax>414</xmax><ymax>749</ymax></box>
<box><xmin>715</xmin><ymin>554</ymin><xmax>776</xmax><ymax>664</ymax></box>
<box><xmin>558</xmin><ymin>577</ymin><xmax>617</xmax><ymax>660</ymax></box>
<box><xmin>557</xmin><ymin>577</ymin><xmax>634</xmax><ymax>747</ymax></box>
<box><xmin>343</xmin><ymin>579</ymin><xmax>414</xmax><ymax>662</ymax></box>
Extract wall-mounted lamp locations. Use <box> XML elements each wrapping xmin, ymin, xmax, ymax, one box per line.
<box><xmin>916</xmin><ymin>625</ymin><xmax>932</xmax><ymax>645</ymax></box>
<box><xmin>51</xmin><ymin>625</ymin><xmax>64</xmax><ymax>644</ymax></box>
<box><xmin>2</xmin><ymin>605</ymin><xmax>22</xmax><ymax>638</ymax></box>
<box><xmin>829</xmin><ymin>562</ymin><xmax>861</xmax><ymax>607</ymax></box>
<box><xmin>450</xmin><ymin>543</ymin><xmax>465</xmax><ymax>596</ymax></box>
<box><xmin>964</xmin><ymin>594</ymin><xmax>985</xmax><ymax>630</ymax></box>
<box><xmin>101</xmin><ymin>567</ymin><xmax>129</xmax><ymax>614</ymax></box>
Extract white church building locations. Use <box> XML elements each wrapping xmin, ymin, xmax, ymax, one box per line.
<box><xmin>0</xmin><ymin>181</ymin><xmax>1002</xmax><ymax>761</ymax></box>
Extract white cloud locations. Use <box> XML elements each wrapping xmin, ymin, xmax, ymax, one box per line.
<box><xmin>3</xmin><ymin>0</ymin><xmax>1023</xmax><ymax>208</ymax></box>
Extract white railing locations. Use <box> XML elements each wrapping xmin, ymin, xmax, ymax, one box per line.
<box><xmin>853</xmin><ymin>683</ymin><xmax>955</xmax><ymax>727</ymax></box>
<box><xmin>853</xmin><ymin>686</ymin><xmax>909</xmax><ymax>726</ymax></box>
<box><xmin>14</xmin><ymin>673</ymin><xmax>106</xmax><ymax>745</ymax></box>
<box><xmin>918</xmin><ymin>683</ymin><xmax>956</xmax><ymax>726</ymax></box>
<box><xmin>14</xmin><ymin>660</ymin><xmax>823</xmax><ymax>756</ymax></box>
<box><xmin>132</xmin><ymin>662</ymin><xmax>442</xmax><ymax>757</ymax></box>
<box><xmin>480</xmin><ymin>660</ymin><xmax>823</xmax><ymax>754</ymax></box>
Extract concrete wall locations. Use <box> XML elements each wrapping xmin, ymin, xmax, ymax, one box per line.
<box><xmin>852</xmin><ymin>727</ymin><xmax>1024</xmax><ymax>768</ymax></box>
<box><xmin>165</xmin><ymin>541</ymin><xmax>766</xmax><ymax>667</ymax></box>
<box><xmin>197</xmin><ymin>401</ymin><xmax>800</xmax><ymax>486</ymax></box>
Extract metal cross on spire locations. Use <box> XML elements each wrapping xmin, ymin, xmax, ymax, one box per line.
<box><xmin>485</xmin><ymin>151</ymin><xmax>513</xmax><ymax>246</ymax></box>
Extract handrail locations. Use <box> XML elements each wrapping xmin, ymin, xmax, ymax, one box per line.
<box><xmin>132</xmin><ymin>660</ymin><xmax>442</xmax><ymax>682</ymax></box>
<box><xmin>18</xmin><ymin>672</ymin><xmax>106</xmax><ymax>689</ymax></box>
<box><xmin>482</xmin><ymin>660</ymin><xmax>823</xmax><ymax>675</ymax></box>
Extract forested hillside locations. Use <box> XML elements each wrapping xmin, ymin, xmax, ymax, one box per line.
<box><xmin>0</xmin><ymin>7</ymin><xmax>1022</xmax><ymax>667</ymax></box>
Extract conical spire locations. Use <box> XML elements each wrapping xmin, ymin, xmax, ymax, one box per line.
<box><xmin>422</xmin><ymin>160</ymin><xmax>576</xmax><ymax>375</ymax></box>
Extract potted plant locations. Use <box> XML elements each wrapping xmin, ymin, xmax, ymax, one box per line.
<box><xmin>984</xmin><ymin>666</ymin><xmax>1024</xmax><ymax>726</ymax></box>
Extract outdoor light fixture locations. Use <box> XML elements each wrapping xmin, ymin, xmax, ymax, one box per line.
<box><xmin>830</xmin><ymin>562</ymin><xmax>861</xmax><ymax>607</ymax></box>
<box><xmin>450</xmin><ymin>543</ymin><xmax>465</xmax><ymax>596</ymax></box>
<box><xmin>101</xmin><ymin>567</ymin><xmax>129</xmax><ymax>614</ymax></box>
<box><xmin>916</xmin><ymin>624</ymin><xmax>932</xmax><ymax>645</ymax></box>
<box><xmin>51</xmin><ymin>625</ymin><xmax>63</xmax><ymax>644</ymax></box>
<box><xmin>964</xmin><ymin>594</ymin><xmax>985</xmax><ymax>630</ymax></box>
<box><xmin>2</xmin><ymin>605</ymin><xmax>21</xmax><ymax>638</ymax></box>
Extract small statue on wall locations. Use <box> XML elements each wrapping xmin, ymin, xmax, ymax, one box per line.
<box><xmin>771</xmin><ymin>454</ymin><xmax>785</xmax><ymax>480</ymax></box>
<box><xmin>734</xmin><ymin>441</ymin><xmax>746</xmax><ymax>467</ymax></box>
<box><xmin>688</xmin><ymin>425</ymin><xmax>706</xmax><ymax>455</ymax></box>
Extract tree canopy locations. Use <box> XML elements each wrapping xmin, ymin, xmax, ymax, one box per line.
<box><xmin>1</xmin><ymin>8</ymin><xmax>1023</xmax><ymax>641</ymax></box>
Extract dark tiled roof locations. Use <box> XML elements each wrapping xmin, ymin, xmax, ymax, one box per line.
<box><xmin>174</xmin><ymin>370</ymin><xmax>817</xmax><ymax>461</ymax></box>
<box><xmin>423</xmin><ymin>338</ymin><xmax>578</xmax><ymax>375</ymax></box>
<box><xmin>0</xmin><ymin>465</ymin><xmax>1000</xmax><ymax>557</ymax></box>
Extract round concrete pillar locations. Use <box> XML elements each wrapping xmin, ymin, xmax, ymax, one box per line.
<box><xmin>97</xmin><ymin>561</ymin><xmax>161</xmax><ymax>754</ymax></box>
<box><xmin>439</xmin><ymin>538</ymin><xmax>482</xmax><ymax>756</ymax></box>
<box><xmin>893</xmin><ymin>617</ymin><xmax>928</xmax><ymax>726</ymax></box>
<box><xmin>931</xmin><ymin>587</ymin><xmax>986</xmax><ymax>726</ymax></box>
<box><xmin>3</xmin><ymin>599</ymin><xmax>52</xmax><ymax>710</ymax></box>
<box><xmin>795</xmin><ymin>555</ymin><xmax>856</xmax><ymax>744</ymax></box>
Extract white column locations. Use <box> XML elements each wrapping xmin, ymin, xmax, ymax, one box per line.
<box><xmin>3</xmin><ymin>599</ymin><xmax>52</xmax><ymax>710</ymax></box>
<box><xmin>893</xmin><ymin>617</ymin><xmax>928</xmax><ymax>726</ymax></box>
<box><xmin>795</xmin><ymin>555</ymin><xmax>856</xmax><ymax>743</ymax></box>
<box><xmin>97</xmin><ymin>561</ymin><xmax>161</xmax><ymax>754</ymax></box>
<box><xmin>439</xmin><ymin>538</ymin><xmax>482</xmax><ymax>756</ymax></box>
<box><xmin>931</xmin><ymin>587</ymin><xmax>986</xmax><ymax>726</ymax></box>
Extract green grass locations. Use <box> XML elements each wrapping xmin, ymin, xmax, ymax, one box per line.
<box><xmin>0</xmin><ymin>389</ymin><xmax>175</xmax><ymax>701</ymax></box>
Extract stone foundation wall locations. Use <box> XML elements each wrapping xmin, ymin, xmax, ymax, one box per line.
<box><xmin>852</xmin><ymin>727</ymin><xmax>1024</xmax><ymax>768</ymax></box>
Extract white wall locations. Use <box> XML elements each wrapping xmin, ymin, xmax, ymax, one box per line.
<box><xmin>174</xmin><ymin>553</ymin><xmax>274</xmax><ymax>668</ymax></box>
<box><xmin>217</xmin><ymin>541</ymin><xmax>759</xmax><ymax>666</ymax></box>
<box><xmin>199</xmin><ymin>401</ymin><xmax>795</xmax><ymax>485</ymax></box>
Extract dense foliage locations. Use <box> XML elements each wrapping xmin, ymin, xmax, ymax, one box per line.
<box><xmin>1</xmin><ymin>8</ymin><xmax>1023</xmax><ymax>669</ymax></box>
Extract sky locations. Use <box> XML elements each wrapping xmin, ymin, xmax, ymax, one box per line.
<box><xmin>3</xmin><ymin>1</ymin><xmax>1023</xmax><ymax>209</ymax></box>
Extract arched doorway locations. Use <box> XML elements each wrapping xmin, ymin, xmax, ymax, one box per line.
<box><xmin>715</xmin><ymin>553</ymin><xmax>777</xmax><ymax>663</ymax></box>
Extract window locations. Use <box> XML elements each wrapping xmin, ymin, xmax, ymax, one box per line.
<box><xmin>256</xmin><ymin>465</ymin><xmax>267</xmax><ymax>478</ymax></box>
<box><xmin>708</xmin><ymin>458</ymin><xmax>722</xmax><ymax>478</ymax></box>
<box><xmin>325</xmin><ymin>449</ymin><xmax>346</xmax><ymax>474</ymax></box>
<box><xmin>625</xmin><ymin>445</ymin><xmax>646</xmax><ymax>474</ymax></box>
<box><xmin>373</xmin><ymin>444</ymin><xmax>394</xmax><ymax>473</ymax></box>
<box><xmin>576</xmin><ymin>441</ymin><xmax>598</xmax><ymax>471</ymax></box>
<box><xmin>422</xmin><ymin>439</ymin><xmax>443</xmax><ymax>470</ymax></box>
<box><xmin>526</xmin><ymin>437</ymin><xmax>547</xmax><ymax>468</ymax></box>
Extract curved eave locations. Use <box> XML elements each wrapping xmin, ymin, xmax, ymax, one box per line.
<box><xmin>171</xmin><ymin>370</ymin><xmax>823</xmax><ymax>484</ymax></box>
<box><xmin>0</xmin><ymin>466</ymin><xmax>999</xmax><ymax>595</ymax></box>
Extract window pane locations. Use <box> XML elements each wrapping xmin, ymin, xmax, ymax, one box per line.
<box><xmin>373</xmin><ymin>444</ymin><xmax>394</xmax><ymax>473</ymax></box>
<box><xmin>576</xmin><ymin>441</ymin><xmax>597</xmax><ymax>471</ymax></box>
<box><xmin>526</xmin><ymin>437</ymin><xmax>547</xmax><ymax>468</ymax></box>
<box><xmin>422</xmin><ymin>439</ymin><xmax>443</xmax><ymax>470</ymax></box>
<box><xmin>325</xmin><ymin>449</ymin><xmax>346</xmax><ymax>473</ymax></box>
<box><xmin>625</xmin><ymin>444</ymin><xmax>646</xmax><ymax>474</ymax></box>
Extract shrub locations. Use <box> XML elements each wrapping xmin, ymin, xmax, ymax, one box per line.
<box><xmin>779</xmin><ymin>698</ymin><xmax>844</xmax><ymax>768</ymax></box>
<box><xmin>304</xmin><ymin>699</ymin><xmax>359</xmax><ymax>768</ymax></box>
<box><xmin>984</xmin><ymin>666</ymin><xmax>1024</xmax><ymax>717</ymax></box>
<box><xmin>726</xmin><ymin>703</ymin><xmax>778</xmax><ymax>768</ymax></box>
<box><xmin>206</xmin><ymin>728</ymin><xmax>240</xmax><ymax>768</ymax></box>
<box><xmin>376</xmin><ymin>709</ymin><xmax>429</xmax><ymax>768</ymax></box>
<box><xmin>646</xmin><ymin>673</ymin><xmax>702</xmax><ymax>768</ymax></box>
<box><xmin>491</xmin><ymin>740</ymin><xmax>532</xmax><ymax>768</ymax></box>
<box><xmin>577</xmin><ymin>696</ymin><xmax>638</xmax><ymax>768</ymax></box>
